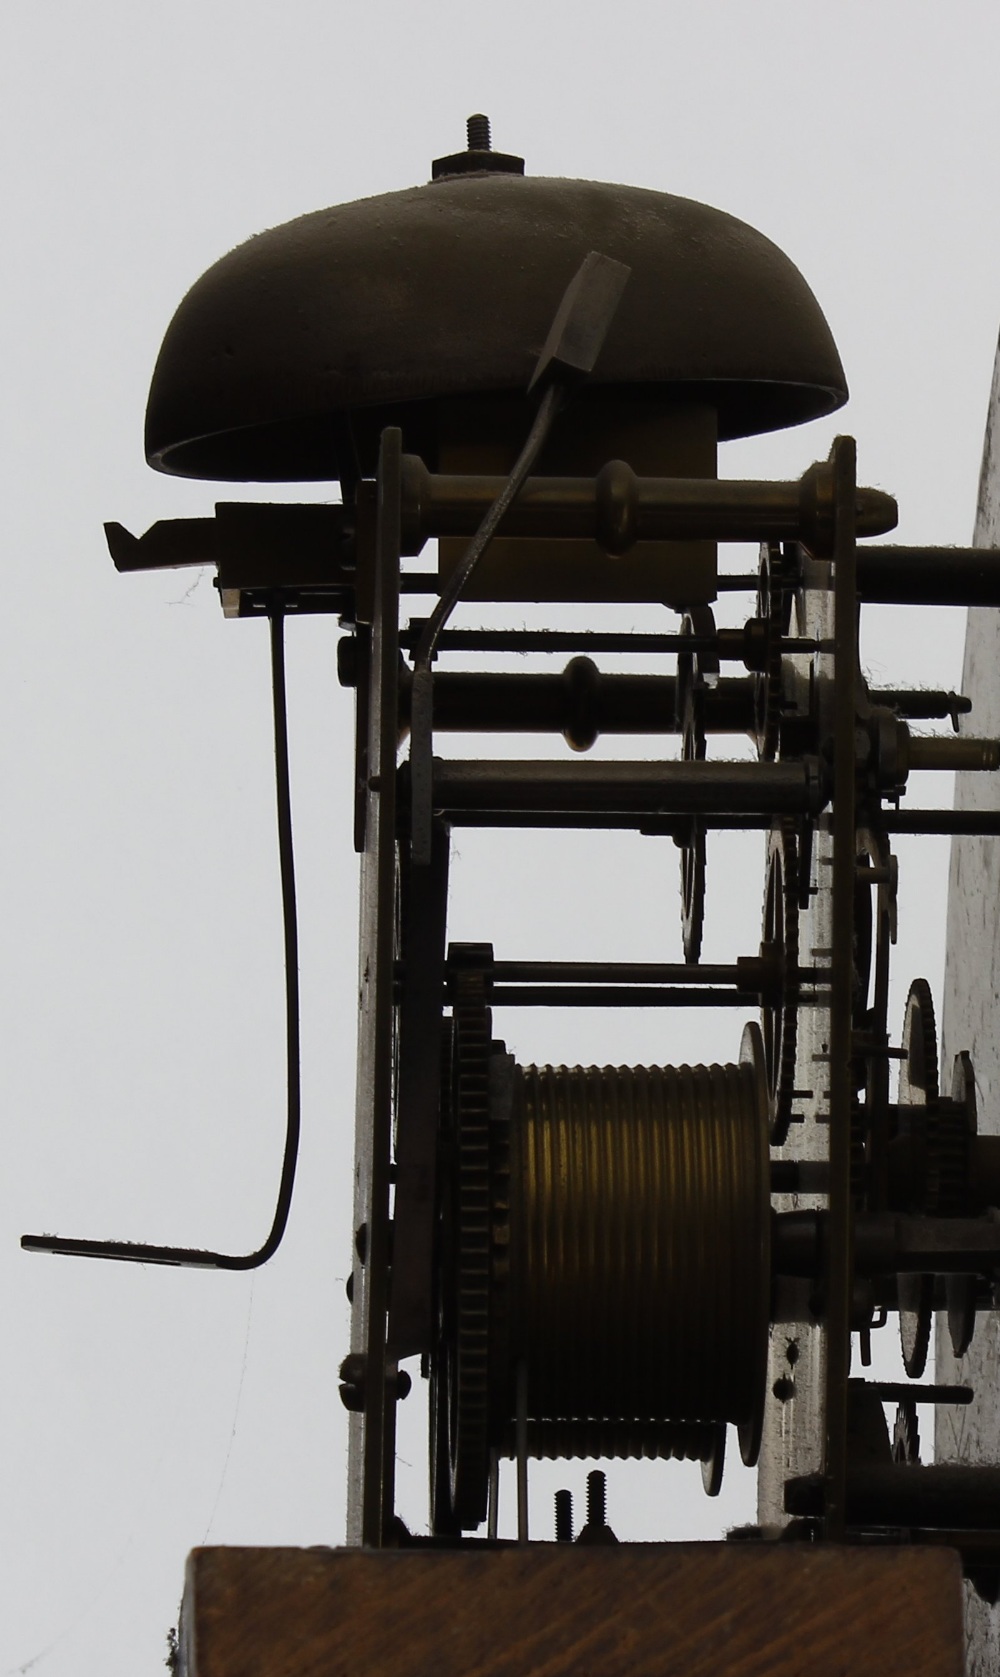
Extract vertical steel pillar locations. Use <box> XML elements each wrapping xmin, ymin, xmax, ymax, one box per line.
<box><xmin>347</xmin><ymin>430</ymin><xmax>402</xmax><ymax>1544</ymax></box>
<box><xmin>824</xmin><ymin>436</ymin><xmax>858</xmax><ymax>1536</ymax></box>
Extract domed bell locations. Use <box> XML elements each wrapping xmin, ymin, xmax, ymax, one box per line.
<box><xmin>144</xmin><ymin>120</ymin><xmax>847</xmax><ymax>607</ymax></box>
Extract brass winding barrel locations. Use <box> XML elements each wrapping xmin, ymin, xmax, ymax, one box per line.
<box><xmin>505</xmin><ymin>1028</ymin><xmax>770</xmax><ymax>1465</ymax></box>
<box><xmin>437</xmin><ymin>1012</ymin><xmax>772</xmax><ymax>1526</ymax></box>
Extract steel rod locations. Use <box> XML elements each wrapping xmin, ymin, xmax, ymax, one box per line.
<box><xmin>872</xmin><ymin>688</ymin><xmax>971</xmax><ymax>720</ymax></box>
<box><xmin>486</xmin><ymin>960</ymin><xmax>754</xmax><ymax>983</ymax></box>
<box><xmin>423</xmin><ymin>757</ymin><xmax>827</xmax><ymax>817</ymax></box>
<box><xmin>788</xmin><ymin>1464</ymin><xmax>1000</xmax><ymax>1529</ymax></box>
<box><xmin>856</xmin><ymin>546</ymin><xmax>1000</xmax><ymax>606</ymax></box>
<box><xmin>419</xmin><ymin>671</ymin><xmax>755</xmax><ymax>738</ymax></box>
<box><xmin>883</xmin><ymin>811</ymin><xmax>1000</xmax><ymax>835</ymax></box>
<box><xmin>442</xmin><ymin>810</ymin><xmax>783</xmax><ymax>831</ymax></box>
<box><xmin>399</xmin><ymin>627</ymin><xmax>746</xmax><ymax>654</ymax></box>
<box><xmin>399</xmin><ymin>456</ymin><xmax>896</xmax><ymax>556</ymax></box>
<box><xmin>401</xmin><ymin>573</ymin><xmax>767</xmax><ymax>600</ymax></box>
<box><xmin>481</xmin><ymin>985</ymin><xmax>751</xmax><ymax>1007</ymax></box>
<box><xmin>516</xmin><ymin>1362</ymin><xmax>529</xmax><ymax>1544</ymax></box>
<box><xmin>400</xmin><ymin>625</ymin><xmax>819</xmax><ymax>660</ymax></box>
<box><xmin>863</xmin><ymin>1383</ymin><xmax>973</xmax><ymax>1406</ymax></box>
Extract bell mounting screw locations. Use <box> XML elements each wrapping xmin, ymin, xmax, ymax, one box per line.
<box><xmin>587</xmin><ymin>1469</ymin><xmax>607</xmax><ymax>1528</ymax></box>
<box><xmin>467</xmin><ymin>113</ymin><xmax>491</xmax><ymax>152</ymax></box>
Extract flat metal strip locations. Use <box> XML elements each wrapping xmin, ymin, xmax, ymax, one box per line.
<box><xmin>347</xmin><ymin>430</ymin><xmax>402</xmax><ymax>1545</ymax></box>
<box><xmin>824</xmin><ymin>435</ymin><xmax>859</xmax><ymax>1536</ymax></box>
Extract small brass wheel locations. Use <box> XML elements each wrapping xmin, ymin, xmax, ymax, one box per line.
<box><xmin>736</xmin><ymin>1020</ymin><xmax>771</xmax><ymax>1468</ymax></box>
<box><xmin>946</xmin><ymin>1051</ymin><xmax>978</xmax><ymax>1358</ymax></box>
<box><xmin>898</xmin><ymin>1273</ymin><xmax>935</xmax><ymax>1381</ymax></box>
<box><xmin>852</xmin><ymin>851</ymin><xmax>874</xmax><ymax>1028</ymax></box>
<box><xmin>701</xmin><ymin>1424</ymin><xmax>727</xmax><ymax>1497</ymax></box>
<box><xmin>896</xmin><ymin>979</ymin><xmax>939</xmax><ymax>1379</ymax></box>
<box><xmin>430</xmin><ymin>1021</ymin><xmax>461</xmax><ymax>1536</ymax></box>
<box><xmin>761</xmin><ymin>820</ymin><xmax>800</xmax><ymax>1146</ymax></box>
<box><xmin>432</xmin><ymin>969</ymin><xmax>501</xmax><ymax>1533</ymax></box>
<box><xmin>856</xmin><ymin>831</ymin><xmax>895</xmax><ymax>1031</ymax></box>
<box><xmin>891</xmin><ymin>1396</ymin><xmax>920</xmax><ymax>1464</ymax></box>
<box><xmin>854</xmin><ymin>831</ymin><xmax>897</xmax><ymax>1204</ymax></box>
<box><xmin>757</xmin><ymin>540</ymin><xmax>796</xmax><ymax>637</ymax></box>
<box><xmin>754</xmin><ymin>543</ymin><xmax>790</xmax><ymax>760</ymax></box>
<box><xmin>675</xmin><ymin>608</ymin><xmax>717</xmax><ymax>963</ymax></box>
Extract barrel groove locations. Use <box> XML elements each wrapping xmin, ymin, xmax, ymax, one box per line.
<box><xmin>504</xmin><ymin>1056</ymin><xmax>768</xmax><ymax>1459</ymax></box>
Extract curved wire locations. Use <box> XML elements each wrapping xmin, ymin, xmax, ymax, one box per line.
<box><xmin>411</xmin><ymin>381</ymin><xmax>564</xmax><ymax>674</ymax></box>
<box><xmin>22</xmin><ymin>604</ymin><xmax>301</xmax><ymax>1270</ymax></box>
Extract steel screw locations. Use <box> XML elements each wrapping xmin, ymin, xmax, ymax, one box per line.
<box><xmin>338</xmin><ymin>1352</ymin><xmax>366</xmax><ymax>1413</ymax></box>
<box><xmin>587</xmin><ymin>1469</ymin><xmax>607</xmax><ymax>1529</ymax></box>
<box><xmin>467</xmin><ymin>113</ymin><xmax>491</xmax><ymax>153</ymax></box>
<box><xmin>337</xmin><ymin>1352</ymin><xmax>411</xmax><ymax>1412</ymax></box>
<box><xmin>555</xmin><ymin>1488</ymin><xmax>574</xmax><ymax>1543</ymax></box>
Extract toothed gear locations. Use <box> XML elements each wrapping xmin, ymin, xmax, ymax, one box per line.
<box><xmin>758</xmin><ymin>540</ymin><xmax>796</xmax><ymax>637</ymax></box>
<box><xmin>898</xmin><ymin>1273</ymin><xmax>934</xmax><ymax>1382</ymax></box>
<box><xmin>852</xmin><ymin>843</ymin><xmax>876</xmax><ymax>1028</ymax></box>
<box><xmin>430</xmin><ymin>1020</ymin><xmax>460</xmax><ymax>1535</ymax></box>
<box><xmin>946</xmin><ymin>1051</ymin><xmax>979</xmax><ymax>1357</ymax></box>
<box><xmin>929</xmin><ymin>1105</ymin><xmax>970</xmax><ymax>1218</ymax></box>
<box><xmin>896</xmin><ymin>980</ymin><xmax>939</xmax><ymax>1379</ymax></box>
<box><xmin>755</xmin><ymin>542</ymin><xmax>788</xmax><ymax>760</ymax></box>
<box><xmin>761</xmin><ymin>819</ymin><xmax>800</xmax><ymax>1145</ymax></box>
<box><xmin>947</xmin><ymin>1268</ymin><xmax>978</xmax><ymax>1361</ymax></box>
<box><xmin>891</xmin><ymin>1396</ymin><xmax>921</xmax><ymax>1464</ymax></box>
<box><xmin>447</xmin><ymin>979</ymin><xmax>494</xmax><ymax>1528</ymax></box>
<box><xmin>899</xmin><ymin>978</ymin><xmax>939</xmax><ymax>1111</ymax></box>
<box><xmin>676</xmin><ymin>609</ymin><xmax>715</xmax><ymax>963</ymax></box>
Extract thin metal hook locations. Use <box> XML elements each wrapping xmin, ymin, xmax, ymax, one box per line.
<box><xmin>22</xmin><ymin>601</ymin><xmax>302</xmax><ymax>1271</ymax></box>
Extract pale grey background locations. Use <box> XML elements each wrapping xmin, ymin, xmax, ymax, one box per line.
<box><xmin>2</xmin><ymin>2</ymin><xmax>997</xmax><ymax>1672</ymax></box>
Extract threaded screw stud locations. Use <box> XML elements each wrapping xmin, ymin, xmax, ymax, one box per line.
<box><xmin>587</xmin><ymin>1469</ymin><xmax>607</xmax><ymax>1528</ymax></box>
<box><xmin>555</xmin><ymin>1488</ymin><xmax>574</xmax><ymax>1543</ymax></box>
<box><xmin>467</xmin><ymin>113</ymin><xmax>491</xmax><ymax>152</ymax></box>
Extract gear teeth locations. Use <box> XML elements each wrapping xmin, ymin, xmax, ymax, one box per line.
<box><xmin>762</xmin><ymin>818</ymin><xmax>800</xmax><ymax>1145</ymax></box>
<box><xmin>755</xmin><ymin>542</ymin><xmax>787</xmax><ymax>761</ymax></box>
<box><xmin>446</xmin><ymin>991</ymin><xmax>498</xmax><ymax>1529</ymax></box>
<box><xmin>899</xmin><ymin>978</ymin><xmax>939</xmax><ymax>1108</ymax></box>
<box><xmin>895</xmin><ymin>981</ymin><xmax>939</xmax><ymax>1379</ymax></box>
<box><xmin>892</xmin><ymin>1397</ymin><xmax>920</xmax><ymax>1464</ymax></box>
<box><xmin>677</xmin><ymin>614</ymin><xmax>709</xmax><ymax>963</ymax></box>
<box><xmin>927</xmin><ymin>1106</ymin><xmax>969</xmax><ymax>1217</ymax></box>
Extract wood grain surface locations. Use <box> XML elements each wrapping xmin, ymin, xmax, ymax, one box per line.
<box><xmin>179</xmin><ymin>1543</ymin><xmax>963</xmax><ymax>1677</ymax></box>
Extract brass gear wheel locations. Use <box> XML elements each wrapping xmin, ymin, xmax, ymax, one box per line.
<box><xmin>444</xmin><ymin>973</ymin><xmax>495</xmax><ymax>1529</ymax></box>
<box><xmin>758</xmin><ymin>539</ymin><xmax>796</xmax><ymax>637</ymax></box>
<box><xmin>761</xmin><ymin>819</ymin><xmax>800</xmax><ymax>1145</ymax></box>
<box><xmin>676</xmin><ymin>608</ymin><xmax>716</xmax><ymax>963</ymax></box>
<box><xmin>891</xmin><ymin>1395</ymin><xmax>920</xmax><ymax>1464</ymax></box>
<box><xmin>898</xmin><ymin>978</ymin><xmax>939</xmax><ymax>1108</ymax></box>
<box><xmin>754</xmin><ymin>542</ymin><xmax>790</xmax><ymax>760</ymax></box>
<box><xmin>896</xmin><ymin>979</ymin><xmax>939</xmax><ymax>1379</ymax></box>
<box><xmin>946</xmin><ymin>1051</ymin><xmax>978</xmax><ymax>1358</ymax></box>
<box><xmin>429</xmin><ymin>1020</ymin><xmax>459</xmax><ymax>1535</ymax></box>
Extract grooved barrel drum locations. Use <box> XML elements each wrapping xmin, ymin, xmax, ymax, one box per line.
<box><xmin>511</xmin><ymin>1050</ymin><xmax>770</xmax><ymax>1444</ymax></box>
<box><xmin>435</xmin><ymin>1011</ymin><xmax>772</xmax><ymax>1528</ymax></box>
